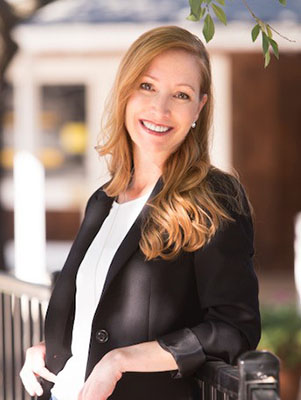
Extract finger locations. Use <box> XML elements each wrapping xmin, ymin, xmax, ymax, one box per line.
<box><xmin>35</xmin><ymin>366</ymin><xmax>57</xmax><ymax>383</ymax></box>
<box><xmin>20</xmin><ymin>368</ymin><xmax>43</xmax><ymax>397</ymax></box>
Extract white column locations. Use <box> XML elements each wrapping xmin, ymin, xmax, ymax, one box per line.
<box><xmin>294</xmin><ymin>212</ymin><xmax>301</xmax><ymax>313</ymax></box>
<box><xmin>13</xmin><ymin>57</ymin><xmax>48</xmax><ymax>284</ymax></box>
<box><xmin>210</xmin><ymin>53</ymin><xmax>232</xmax><ymax>172</ymax></box>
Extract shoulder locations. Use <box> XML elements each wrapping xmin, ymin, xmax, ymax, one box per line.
<box><xmin>205</xmin><ymin>166</ymin><xmax>253</xmax><ymax>218</ymax></box>
<box><xmin>84</xmin><ymin>180</ymin><xmax>113</xmax><ymax>214</ymax></box>
<box><xmin>201</xmin><ymin>167</ymin><xmax>254</xmax><ymax>253</ymax></box>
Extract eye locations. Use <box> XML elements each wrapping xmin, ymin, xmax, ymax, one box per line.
<box><xmin>140</xmin><ymin>82</ymin><xmax>152</xmax><ymax>91</ymax></box>
<box><xmin>175</xmin><ymin>92</ymin><xmax>190</xmax><ymax>100</ymax></box>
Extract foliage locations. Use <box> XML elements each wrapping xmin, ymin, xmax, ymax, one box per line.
<box><xmin>187</xmin><ymin>0</ymin><xmax>291</xmax><ymax>68</ymax></box>
<box><xmin>258</xmin><ymin>305</ymin><xmax>301</xmax><ymax>369</ymax></box>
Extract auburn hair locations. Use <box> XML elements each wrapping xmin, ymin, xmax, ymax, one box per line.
<box><xmin>96</xmin><ymin>25</ymin><xmax>252</xmax><ymax>260</ymax></box>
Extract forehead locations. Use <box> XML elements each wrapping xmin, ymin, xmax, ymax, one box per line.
<box><xmin>143</xmin><ymin>49</ymin><xmax>202</xmax><ymax>85</ymax></box>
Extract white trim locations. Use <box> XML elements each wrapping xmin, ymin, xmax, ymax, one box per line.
<box><xmin>11</xmin><ymin>21</ymin><xmax>301</xmax><ymax>55</ymax></box>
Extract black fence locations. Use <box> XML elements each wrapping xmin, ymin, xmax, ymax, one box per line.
<box><xmin>0</xmin><ymin>272</ymin><xmax>280</xmax><ymax>400</ymax></box>
<box><xmin>197</xmin><ymin>351</ymin><xmax>280</xmax><ymax>399</ymax></box>
<box><xmin>0</xmin><ymin>272</ymin><xmax>50</xmax><ymax>400</ymax></box>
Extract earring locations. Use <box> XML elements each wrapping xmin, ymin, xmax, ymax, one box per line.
<box><xmin>191</xmin><ymin>121</ymin><xmax>196</xmax><ymax>129</ymax></box>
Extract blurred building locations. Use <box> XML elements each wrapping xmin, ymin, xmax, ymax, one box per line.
<box><xmin>1</xmin><ymin>0</ymin><xmax>300</xmax><ymax>282</ymax></box>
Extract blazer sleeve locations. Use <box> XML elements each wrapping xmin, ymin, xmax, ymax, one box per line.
<box><xmin>156</xmin><ymin>181</ymin><xmax>261</xmax><ymax>379</ymax></box>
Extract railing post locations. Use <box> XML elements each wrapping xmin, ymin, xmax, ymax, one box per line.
<box><xmin>238</xmin><ymin>350</ymin><xmax>280</xmax><ymax>400</ymax></box>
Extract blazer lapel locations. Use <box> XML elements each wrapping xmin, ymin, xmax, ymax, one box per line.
<box><xmin>100</xmin><ymin>176</ymin><xmax>164</xmax><ymax>301</ymax></box>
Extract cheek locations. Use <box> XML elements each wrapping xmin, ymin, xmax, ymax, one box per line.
<box><xmin>126</xmin><ymin>92</ymin><xmax>145</xmax><ymax>109</ymax></box>
<box><xmin>173</xmin><ymin>101</ymin><xmax>200</xmax><ymax>121</ymax></box>
<box><xmin>125</xmin><ymin>97</ymin><xmax>139</xmax><ymax>124</ymax></box>
<box><xmin>125</xmin><ymin>99</ymin><xmax>135</xmax><ymax>129</ymax></box>
<box><xmin>125</xmin><ymin>99</ymin><xmax>142</xmax><ymax>141</ymax></box>
<box><xmin>176</xmin><ymin>109</ymin><xmax>197</xmax><ymax>128</ymax></box>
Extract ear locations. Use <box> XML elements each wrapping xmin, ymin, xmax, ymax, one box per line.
<box><xmin>194</xmin><ymin>93</ymin><xmax>208</xmax><ymax>121</ymax></box>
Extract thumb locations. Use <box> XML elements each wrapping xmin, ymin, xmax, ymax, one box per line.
<box><xmin>37</xmin><ymin>367</ymin><xmax>57</xmax><ymax>383</ymax></box>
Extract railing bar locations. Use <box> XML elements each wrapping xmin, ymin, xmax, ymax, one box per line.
<box><xmin>204</xmin><ymin>381</ymin><xmax>210</xmax><ymax>400</ymax></box>
<box><xmin>200</xmin><ymin>380</ymin><xmax>204</xmax><ymax>400</ymax></box>
<box><xmin>13</xmin><ymin>296</ymin><xmax>23</xmax><ymax>400</ymax></box>
<box><xmin>0</xmin><ymin>292</ymin><xmax>6</xmax><ymax>400</ymax></box>
<box><xmin>39</xmin><ymin>302</ymin><xmax>44</xmax><ymax>342</ymax></box>
<box><xmin>201</xmin><ymin>381</ymin><xmax>205</xmax><ymax>400</ymax></box>
<box><xmin>28</xmin><ymin>298</ymin><xmax>33</xmax><ymax>347</ymax></box>
<box><xmin>20</xmin><ymin>296</ymin><xmax>26</xmax><ymax>400</ymax></box>
<box><xmin>0</xmin><ymin>272</ymin><xmax>50</xmax><ymax>300</ymax></box>
<box><xmin>217</xmin><ymin>390</ymin><xmax>226</xmax><ymax>400</ymax></box>
<box><xmin>200</xmin><ymin>380</ymin><xmax>238</xmax><ymax>399</ymax></box>
<box><xmin>10</xmin><ymin>294</ymin><xmax>16</xmax><ymax>400</ymax></box>
<box><xmin>251</xmin><ymin>389</ymin><xmax>280</xmax><ymax>400</ymax></box>
<box><xmin>197</xmin><ymin>363</ymin><xmax>239</xmax><ymax>398</ymax></box>
<box><xmin>4</xmin><ymin>293</ymin><xmax>13</xmax><ymax>400</ymax></box>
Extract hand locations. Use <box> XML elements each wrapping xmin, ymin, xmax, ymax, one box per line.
<box><xmin>78</xmin><ymin>350</ymin><xmax>123</xmax><ymax>400</ymax></box>
<box><xmin>19</xmin><ymin>342</ymin><xmax>57</xmax><ymax>397</ymax></box>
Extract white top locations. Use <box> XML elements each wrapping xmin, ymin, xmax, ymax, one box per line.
<box><xmin>51</xmin><ymin>186</ymin><xmax>154</xmax><ymax>400</ymax></box>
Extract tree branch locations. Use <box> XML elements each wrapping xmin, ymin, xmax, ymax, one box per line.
<box><xmin>241</xmin><ymin>0</ymin><xmax>295</xmax><ymax>43</ymax></box>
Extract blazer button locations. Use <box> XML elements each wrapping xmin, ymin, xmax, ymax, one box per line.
<box><xmin>96</xmin><ymin>329</ymin><xmax>109</xmax><ymax>343</ymax></box>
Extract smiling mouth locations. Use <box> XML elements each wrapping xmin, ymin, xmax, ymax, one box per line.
<box><xmin>140</xmin><ymin>120</ymin><xmax>173</xmax><ymax>135</ymax></box>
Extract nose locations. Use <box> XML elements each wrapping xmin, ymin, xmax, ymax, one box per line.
<box><xmin>150</xmin><ymin>93</ymin><xmax>171</xmax><ymax>117</ymax></box>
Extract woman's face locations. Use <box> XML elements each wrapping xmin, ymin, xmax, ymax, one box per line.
<box><xmin>125</xmin><ymin>49</ymin><xmax>208</xmax><ymax>163</ymax></box>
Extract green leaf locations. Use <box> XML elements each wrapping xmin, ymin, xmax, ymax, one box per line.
<box><xmin>212</xmin><ymin>3</ymin><xmax>227</xmax><ymax>25</ymax></box>
<box><xmin>186</xmin><ymin>13</ymin><xmax>200</xmax><ymax>21</ymax></box>
<box><xmin>189</xmin><ymin>0</ymin><xmax>202</xmax><ymax>18</ymax></box>
<box><xmin>267</xmin><ymin>24</ymin><xmax>273</xmax><ymax>38</ymax></box>
<box><xmin>251</xmin><ymin>24</ymin><xmax>260</xmax><ymax>42</ymax></box>
<box><xmin>203</xmin><ymin>14</ymin><xmax>215</xmax><ymax>42</ymax></box>
<box><xmin>278</xmin><ymin>0</ymin><xmax>286</xmax><ymax>5</ymax></box>
<box><xmin>269</xmin><ymin>38</ymin><xmax>279</xmax><ymax>59</ymax></box>
<box><xmin>215</xmin><ymin>0</ymin><xmax>225</xmax><ymax>5</ymax></box>
<box><xmin>187</xmin><ymin>5</ymin><xmax>206</xmax><ymax>21</ymax></box>
<box><xmin>262</xmin><ymin>31</ymin><xmax>269</xmax><ymax>55</ymax></box>
<box><xmin>264</xmin><ymin>50</ymin><xmax>271</xmax><ymax>68</ymax></box>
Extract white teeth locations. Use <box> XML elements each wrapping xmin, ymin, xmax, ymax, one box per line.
<box><xmin>142</xmin><ymin>120</ymin><xmax>170</xmax><ymax>133</ymax></box>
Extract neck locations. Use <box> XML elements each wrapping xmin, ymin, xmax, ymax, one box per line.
<box><xmin>129</xmin><ymin>149</ymin><xmax>164</xmax><ymax>192</ymax></box>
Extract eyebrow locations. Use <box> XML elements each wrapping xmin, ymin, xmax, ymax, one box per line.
<box><xmin>143</xmin><ymin>74</ymin><xmax>196</xmax><ymax>93</ymax></box>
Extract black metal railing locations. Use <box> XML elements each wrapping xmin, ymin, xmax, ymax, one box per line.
<box><xmin>0</xmin><ymin>272</ymin><xmax>280</xmax><ymax>400</ymax></box>
<box><xmin>0</xmin><ymin>272</ymin><xmax>51</xmax><ymax>400</ymax></box>
<box><xmin>196</xmin><ymin>350</ymin><xmax>280</xmax><ymax>400</ymax></box>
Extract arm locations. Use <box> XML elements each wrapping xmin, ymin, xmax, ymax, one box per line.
<box><xmin>78</xmin><ymin>341</ymin><xmax>178</xmax><ymax>400</ymax></box>
<box><xmin>156</xmin><ymin>183</ymin><xmax>261</xmax><ymax>378</ymax></box>
<box><xmin>114</xmin><ymin>340</ymin><xmax>178</xmax><ymax>372</ymax></box>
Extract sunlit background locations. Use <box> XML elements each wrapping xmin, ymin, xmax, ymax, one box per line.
<box><xmin>0</xmin><ymin>0</ymin><xmax>301</xmax><ymax>398</ymax></box>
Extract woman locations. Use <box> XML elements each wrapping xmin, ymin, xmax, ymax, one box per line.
<box><xmin>20</xmin><ymin>26</ymin><xmax>261</xmax><ymax>400</ymax></box>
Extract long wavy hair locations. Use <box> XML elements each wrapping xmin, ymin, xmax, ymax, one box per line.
<box><xmin>97</xmin><ymin>25</ymin><xmax>251</xmax><ymax>260</ymax></box>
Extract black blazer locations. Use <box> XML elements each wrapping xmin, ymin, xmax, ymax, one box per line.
<box><xmin>41</xmin><ymin>173</ymin><xmax>261</xmax><ymax>400</ymax></box>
